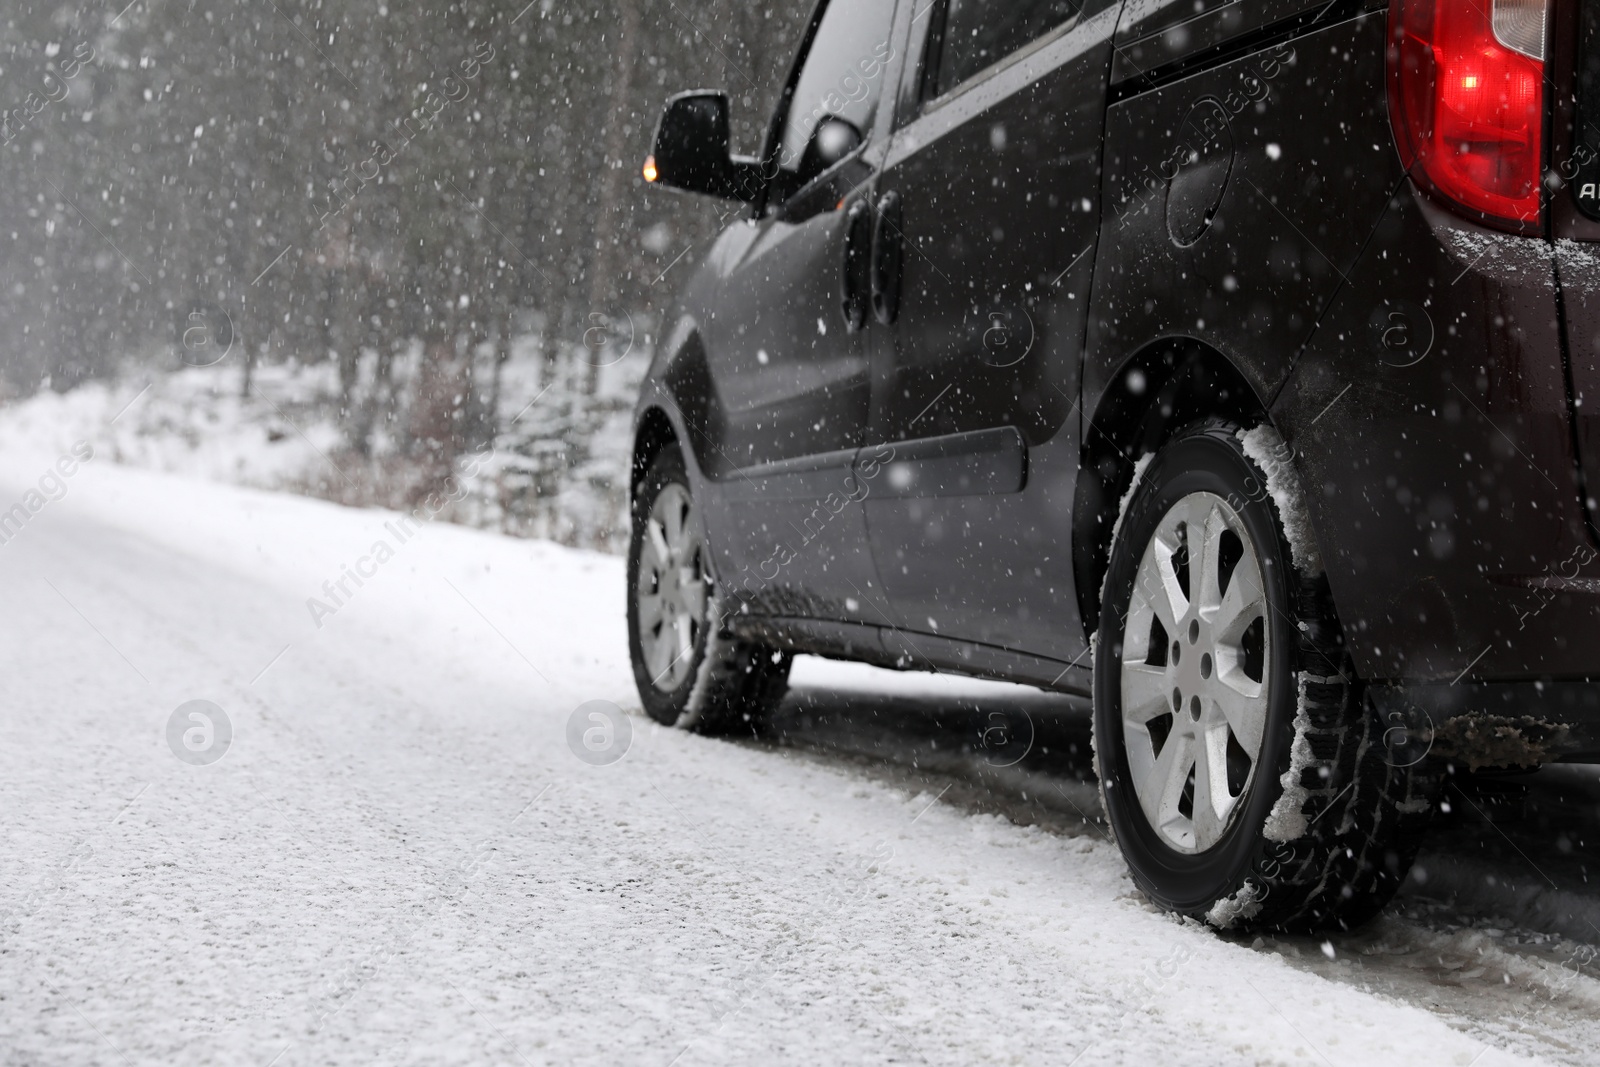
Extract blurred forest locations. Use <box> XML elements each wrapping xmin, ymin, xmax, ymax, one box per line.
<box><xmin>0</xmin><ymin>0</ymin><xmax>811</xmax><ymax>544</ymax></box>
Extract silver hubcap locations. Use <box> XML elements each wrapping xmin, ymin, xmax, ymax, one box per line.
<box><xmin>636</xmin><ymin>483</ymin><xmax>708</xmax><ymax>692</ymax></box>
<box><xmin>1121</xmin><ymin>492</ymin><xmax>1272</xmax><ymax>854</ymax></box>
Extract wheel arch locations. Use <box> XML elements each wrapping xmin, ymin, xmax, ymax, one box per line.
<box><xmin>632</xmin><ymin>405</ymin><xmax>681</xmax><ymax>503</ymax></box>
<box><xmin>633</xmin><ymin>314</ymin><xmax>725</xmax><ymax>500</ymax></box>
<box><xmin>1073</xmin><ymin>339</ymin><xmax>1276</xmax><ymax>637</ymax></box>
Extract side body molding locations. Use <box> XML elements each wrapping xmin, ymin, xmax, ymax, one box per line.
<box><xmin>720</xmin><ymin>426</ymin><xmax>1028</xmax><ymax>502</ymax></box>
<box><xmin>872</xmin><ymin>426</ymin><xmax>1027</xmax><ymax>499</ymax></box>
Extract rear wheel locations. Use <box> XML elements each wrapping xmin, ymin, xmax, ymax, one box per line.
<box><xmin>1094</xmin><ymin>422</ymin><xmax>1437</xmax><ymax>932</ymax></box>
<box><xmin>627</xmin><ymin>447</ymin><xmax>791</xmax><ymax>735</ymax></box>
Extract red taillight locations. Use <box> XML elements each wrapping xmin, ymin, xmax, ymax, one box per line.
<box><xmin>1388</xmin><ymin>0</ymin><xmax>1547</xmax><ymax>229</ymax></box>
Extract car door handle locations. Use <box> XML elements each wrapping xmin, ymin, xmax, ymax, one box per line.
<box><xmin>840</xmin><ymin>198</ymin><xmax>873</xmax><ymax>333</ymax></box>
<box><xmin>871</xmin><ymin>190</ymin><xmax>903</xmax><ymax>327</ymax></box>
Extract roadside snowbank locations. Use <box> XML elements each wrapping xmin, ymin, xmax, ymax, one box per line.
<box><xmin>0</xmin><ymin>341</ymin><xmax>645</xmax><ymax>552</ymax></box>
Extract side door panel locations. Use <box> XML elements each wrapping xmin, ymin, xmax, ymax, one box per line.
<box><xmin>702</xmin><ymin>191</ymin><xmax>872</xmax><ymax>474</ymax></box>
<box><xmin>697</xmin><ymin>0</ymin><xmax>909</xmax><ymax>626</ymax></box>
<box><xmin>1086</xmin><ymin>8</ymin><xmax>1397</xmax><ymax>428</ymax></box>
<box><xmin>861</xmin><ymin>0</ymin><xmax>1123</xmax><ymax>661</ymax></box>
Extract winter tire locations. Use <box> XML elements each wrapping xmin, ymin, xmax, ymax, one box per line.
<box><xmin>1093</xmin><ymin>422</ymin><xmax>1437</xmax><ymax>933</ymax></box>
<box><xmin>628</xmin><ymin>447</ymin><xmax>792</xmax><ymax>735</ymax></box>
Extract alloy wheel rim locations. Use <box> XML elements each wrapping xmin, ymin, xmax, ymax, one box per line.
<box><xmin>1120</xmin><ymin>491</ymin><xmax>1272</xmax><ymax>854</ymax></box>
<box><xmin>637</xmin><ymin>483</ymin><xmax>708</xmax><ymax>692</ymax></box>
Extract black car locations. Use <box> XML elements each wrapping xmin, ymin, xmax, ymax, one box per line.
<box><xmin>627</xmin><ymin>0</ymin><xmax>1600</xmax><ymax>933</ymax></box>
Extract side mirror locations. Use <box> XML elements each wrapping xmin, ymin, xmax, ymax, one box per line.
<box><xmin>644</xmin><ymin>91</ymin><xmax>765</xmax><ymax>202</ymax></box>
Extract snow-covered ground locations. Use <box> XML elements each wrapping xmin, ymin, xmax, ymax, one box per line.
<box><xmin>0</xmin><ymin>340</ymin><xmax>647</xmax><ymax>554</ymax></box>
<box><xmin>3</xmin><ymin>432</ymin><xmax>1600</xmax><ymax>1064</ymax></box>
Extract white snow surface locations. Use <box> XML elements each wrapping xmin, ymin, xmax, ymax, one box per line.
<box><xmin>0</xmin><ymin>351</ymin><xmax>645</xmax><ymax>553</ymax></box>
<box><xmin>1239</xmin><ymin>424</ymin><xmax>1322</xmax><ymax>577</ymax></box>
<box><xmin>1262</xmin><ymin>674</ymin><xmax>1324</xmax><ymax>847</ymax></box>
<box><xmin>1204</xmin><ymin>881</ymin><xmax>1263</xmax><ymax>931</ymax></box>
<box><xmin>0</xmin><ymin>441</ymin><xmax>1571</xmax><ymax>1065</ymax></box>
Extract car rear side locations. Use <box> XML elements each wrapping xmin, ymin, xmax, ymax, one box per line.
<box><xmin>632</xmin><ymin>0</ymin><xmax>1600</xmax><ymax>933</ymax></box>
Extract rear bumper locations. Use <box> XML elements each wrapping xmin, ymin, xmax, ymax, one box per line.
<box><xmin>1276</xmin><ymin>185</ymin><xmax>1600</xmax><ymax>684</ymax></box>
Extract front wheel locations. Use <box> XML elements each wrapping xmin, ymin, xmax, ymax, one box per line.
<box><xmin>1093</xmin><ymin>422</ymin><xmax>1436</xmax><ymax>932</ymax></box>
<box><xmin>627</xmin><ymin>447</ymin><xmax>791</xmax><ymax>735</ymax></box>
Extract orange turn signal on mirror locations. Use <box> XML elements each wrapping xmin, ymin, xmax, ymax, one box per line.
<box><xmin>642</xmin><ymin>156</ymin><xmax>659</xmax><ymax>183</ymax></box>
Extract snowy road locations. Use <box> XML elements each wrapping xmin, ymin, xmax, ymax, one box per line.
<box><xmin>3</xmin><ymin>448</ymin><xmax>1600</xmax><ymax>1065</ymax></box>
